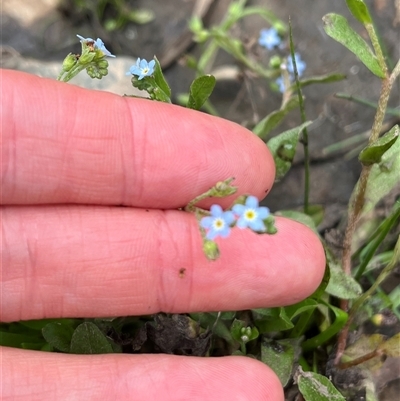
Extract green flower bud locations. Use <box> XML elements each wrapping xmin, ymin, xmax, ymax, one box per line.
<box><xmin>62</xmin><ymin>53</ymin><xmax>78</xmax><ymax>72</ymax></box>
<box><xmin>211</xmin><ymin>178</ymin><xmax>237</xmax><ymax>197</ymax></box>
<box><xmin>97</xmin><ymin>59</ymin><xmax>109</xmax><ymax>69</ymax></box>
<box><xmin>203</xmin><ymin>240</ymin><xmax>220</xmax><ymax>261</ymax></box>
<box><xmin>193</xmin><ymin>30</ymin><xmax>210</xmax><ymax>43</ymax></box>
<box><xmin>79</xmin><ymin>51</ymin><xmax>96</xmax><ymax>65</ymax></box>
<box><xmin>269</xmin><ymin>55</ymin><xmax>282</xmax><ymax>69</ymax></box>
<box><xmin>274</xmin><ymin>22</ymin><xmax>287</xmax><ymax>35</ymax></box>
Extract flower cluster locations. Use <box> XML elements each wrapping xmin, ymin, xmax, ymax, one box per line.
<box><xmin>77</xmin><ymin>35</ymin><xmax>115</xmax><ymax>58</ymax></box>
<box><xmin>58</xmin><ymin>35</ymin><xmax>115</xmax><ymax>82</ymax></box>
<box><xmin>257</xmin><ymin>27</ymin><xmax>307</xmax><ymax>93</ymax></box>
<box><xmin>126</xmin><ymin>58</ymin><xmax>155</xmax><ymax>80</ymax></box>
<box><xmin>200</xmin><ymin>196</ymin><xmax>270</xmax><ymax>241</ymax></box>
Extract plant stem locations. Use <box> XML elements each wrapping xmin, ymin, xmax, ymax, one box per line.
<box><xmin>335</xmin><ymin>59</ymin><xmax>400</xmax><ymax>365</ymax></box>
<box><xmin>289</xmin><ymin>19</ymin><xmax>310</xmax><ymax>213</ymax></box>
<box><xmin>365</xmin><ymin>22</ymin><xmax>388</xmax><ymax>76</ymax></box>
<box><xmin>338</xmin><ymin>349</ymin><xmax>382</xmax><ymax>370</ymax></box>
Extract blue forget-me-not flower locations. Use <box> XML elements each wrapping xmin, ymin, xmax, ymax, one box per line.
<box><xmin>287</xmin><ymin>52</ymin><xmax>306</xmax><ymax>77</ymax></box>
<box><xmin>126</xmin><ymin>58</ymin><xmax>156</xmax><ymax>80</ymax></box>
<box><xmin>258</xmin><ymin>28</ymin><xmax>281</xmax><ymax>50</ymax></box>
<box><xmin>200</xmin><ymin>205</ymin><xmax>235</xmax><ymax>240</ymax></box>
<box><xmin>232</xmin><ymin>196</ymin><xmax>270</xmax><ymax>232</ymax></box>
<box><xmin>276</xmin><ymin>53</ymin><xmax>307</xmax><ymax>93</ymax></box>
<box><xmin>76</xmin><ymin>35</ymin><xmax>115</xmax><ymax>57</ymax></box>
<box><xmin>275</xmin><ymin>77</ymin><xmax>286</xmax><ymax>93</ymax></box>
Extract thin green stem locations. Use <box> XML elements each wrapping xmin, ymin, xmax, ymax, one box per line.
<box><xmin>289</xmin><ymin>19</ymin><xmax>310</xmax><ymax>214</ymax></box>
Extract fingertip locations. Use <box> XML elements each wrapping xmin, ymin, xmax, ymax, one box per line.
<box><xmin>3</xmin><ymin>348</ymin><xmax>284</xmax><ymax>401</ymax></box>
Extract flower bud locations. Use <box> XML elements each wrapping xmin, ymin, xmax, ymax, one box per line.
<box><xmin>269</xmin><ymin>55</ymin><xmax>282</xmax><ymax>69</ymax></box>
<box><xmin>203</xmin><ymin>240</ymin><xmax>220</xmax><ymax>261</ymax></box>
<box><xmin>79</xmin><ymin>51</ymin><xmax>96</xmax><ymax>65</ymax></box>
<box><xmin>62</xmin><ymin>53</ymin><xmax>78</xmax><ymax>72</ymax></box>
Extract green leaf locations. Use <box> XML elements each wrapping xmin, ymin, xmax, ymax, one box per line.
<box><xmin>153</xmin><ymin>56</ymin><xmax>171</xmax><ymax>98</ymax></box>
<box><xmin>21</xmin><ymin>342</ymin><xmax>47</xmax><ymax>350</ymax></box>
<box><xmin>296</xmin><ymin>367</ymin><xmax>346</xmax><ymax>401</ymax></box>
<box><xmin>361</xmin><ymin>127</ymin><xmax>400</xmax><ymax>215</ymax></box>
<box><xmin>0</xmin><ymin>331</ymin><xmax>43</xmax><ymax>349</ymax></box>
<box><xmin>267</xmin><ymin>121</ymin><xmax>312</xmax><ymax>181</ymax></box>
<box><xmin>346</xmin><ymin>0</ymin><xmax>373</xmax><ymax>24</ymax></box>
<box><xmin>322</xmin><ymin>14</ymin><xmax>385</xmax><ymax>78</ymax></box>
<box><xmin>69</xmin><ymin>322</ymin><xmax>113</xmax><ymax>354</ymax></box>
<box><xmin>306</xmin><ymin>204</ymin><xmax>325</xmax><ymax>227</ymax></box>
<box><xmin>301</xmin><ymin>302</ymin><xmax>347</xmax><ymax>352</ymax></box>
<box><xmin>42</xmin><ymin>322</ymin><xmax>75</xmax><ymax>352</ymax></box>
<box><xmin>325</xmin><ymin>252</ymin><xmax>362</xmax><ymax>299</ymax></box>
<box><xmin>253</xmin><ymin>96</ymin><xmax>299</xmax><ymax>140</ymax></box>
<box><xmin>187</xmin><ymin>75</ymin><xmax>216</xmax><ymax>110</ymax></box>
<box><xmin>359</xmin><ymin>124</ymin><xmax>399</xmax><ymax>165</ymax></box>
<box><xmin>296</xmin><ymin>73</ymin><xmax>347</xmax><ymax>88</ymax></box>
<box><xmin>261</xmin><ymin>338</ymin><xmax>302</xmax><ymax>387</ymax></box>
<box><xmin>285</xmin><ymin>299</ymin><xmax>319</xmax><ymax>320</ymax></box>
<box><xmin>253</xmin><ymin>307</ymin><xmax>294</xmax><ymax>333</ymax></box>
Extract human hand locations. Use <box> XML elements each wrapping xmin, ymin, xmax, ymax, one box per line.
<box><xmin>1</xmin><ymin>69</ymin><xmax>325</xmax><ymax>401</ymax></box>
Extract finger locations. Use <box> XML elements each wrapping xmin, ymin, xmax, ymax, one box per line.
<box><xmin>2</xmin><ymin>206</ymin><xmax>325</xmax><ymax>322</ymax></box>
<box><xmin>1</xmin><ymin>70</ymin><xmax>275</xmax><ymax>207</ymax></box>
<box><xmin>2</xmin><ymin>347</ymin><xmax>284</xmax><ymax>401</ymax></box>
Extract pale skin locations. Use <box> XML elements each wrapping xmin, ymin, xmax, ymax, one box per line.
<box><xmin>1</xmin><ymin>69</ymin><xmax>326</xmax><ymax>401</ymax></box>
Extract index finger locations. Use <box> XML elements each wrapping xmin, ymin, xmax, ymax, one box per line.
<box><xmin>1</xmin><ymin>70</ymin><xmax>275</xmax><ymax>207</ymax></box>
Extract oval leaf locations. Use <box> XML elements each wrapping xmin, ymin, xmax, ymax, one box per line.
<box><xmin>42</xmin><ymin>322</ymin><xmax>75</xmax><ymax>352</ymax></box>
<box><xmin>296</xmin><ymin>367</ymin><xmax>346</xmax><ymax>401</ymax></box>
<box><xmin>261</xmin><ymin>338</ymin><xmax>302</xmax><ymax>387</ymax></box>
<box><xmin>346</xmin><ymin>0</ymin><xmax>372</xmax><ymax>24</ymax></box>
<box><xmin>187</xmin><ymin>75</ymin><xmax>216</xmax><ymax>110</ymax></box>
<box><xmin>69</xmin><ymin>322</ymin><xmax>113</xmax><ymax>354</ymax></box>
<box><xmin>153</xmin><ymin>56</ymin><xmax>171</xmax><ymax>98</ymax></box>
<box><xmin>267</xmin><ymin>121</ymin><xmax>312</xmax><ymax>181</ymax></box>
<box><xmin>326</xmin><ymin>252</ymin><xmax>362</xmax><ymax>299</ymax></box>
<box><xmin>362</xmin><ymin>127</ymin><xmax>400</xmax><ymax>215</ymax></box>
<box><xmin>359</xmin><ymin>124</ymin><xmax>399</xmax><ymax>165</ymax></box>
<box><xmin>322</xmin><ymin>13</ymin><xmax>385</xmax><ymax>78</ymax></box>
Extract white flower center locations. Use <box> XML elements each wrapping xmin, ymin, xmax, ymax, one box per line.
<box><xmin>244</xmin><ymin>209</ymin><xmax>257</xmax><ymax>221</ymax></box>
<box><xmin>212</xmin><ymin>218</ymin><xmax>225</xmax><ymax>231</ymax></box>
